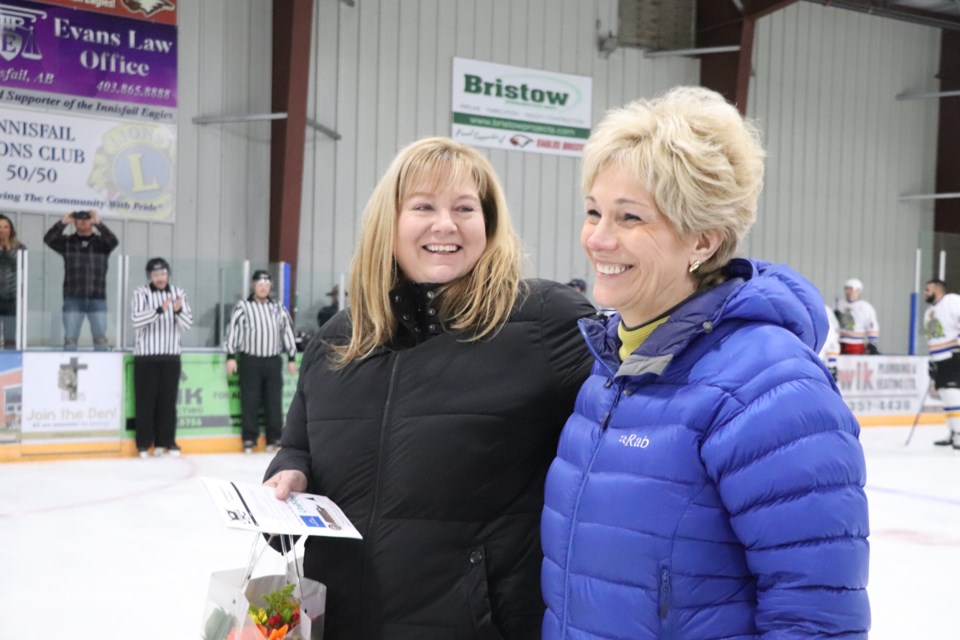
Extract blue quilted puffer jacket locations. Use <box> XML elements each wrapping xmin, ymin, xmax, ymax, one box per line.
<box><xmin>541</xmin><ymin>259</ymin><xmax>870</xmax><ymax>640</ymax></box>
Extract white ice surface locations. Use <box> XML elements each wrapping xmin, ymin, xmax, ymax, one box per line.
<box><xmin>0</xmin><ymin>425</ymin><xmax>957</xmax><ymax>639</ymax></box>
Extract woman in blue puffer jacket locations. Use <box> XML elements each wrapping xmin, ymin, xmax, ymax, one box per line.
<box><xmin>541</xmin><ymin>87</ymin><xmax>870</xmax><ymax>640</ymax></box>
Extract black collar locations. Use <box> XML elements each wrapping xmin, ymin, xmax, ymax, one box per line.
<box><xmin>149</xmin><ymin>283</ymin><xmax>171</xmax><ymax>292</ymax></box>
<box><xmin>389</xmin><ymin>282</ymin><xmax>444</xmax><ymax>344</ymax></box>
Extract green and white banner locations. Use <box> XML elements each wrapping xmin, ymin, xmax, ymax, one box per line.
<box><xmin>451</xmin><ymin>57</ymin><xmax>592</xmax><ymax>157</ymax></box>
<box><xmin>124</xmin><ymin>353</ymin><xmax>301</xmax><ymax>435</ymax></box>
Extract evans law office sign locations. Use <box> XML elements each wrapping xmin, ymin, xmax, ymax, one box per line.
<box><xmin>451</xmin><ymin>57</ymin><xmax>591</xmax><ymax>157</ymax></box>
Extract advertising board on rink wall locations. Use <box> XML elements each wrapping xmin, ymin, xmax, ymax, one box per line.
<box><xmin>20</xmin><ymin>352</ymin><xmax>123</xmax><ymax>441</ymax></box>
<box><xmin>835</xmin><ymin>355</ymin><xmax>930</xmax><ymax>417</ymax></box>
<box><xmin>451</xmin><ymin>57</ymin><xmax>592</xmax><ymax>157</ymax></box>
<box><xmin>123</xmin><ymin>353</ymin><xmax>301</xmax><ymax>436</ymax></box>
<box><xmin>0</xmin><ymin>352</ymin><xmax>23</xmax><ymax>445</ymax></box>
<box><xmin>0</xmin><ymin>0</ymin><xmax>177</xmax><ymax>220</ymax></box>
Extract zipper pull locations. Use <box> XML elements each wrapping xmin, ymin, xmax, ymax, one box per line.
<box><xmin>659</xmin><ymin>569</ymin><xmax>670</xmax><ymax>620</ymax></box>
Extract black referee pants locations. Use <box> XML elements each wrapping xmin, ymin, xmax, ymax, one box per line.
<box><xmin>134</xmin><ymin>355</ymin><xmax>181</xmax><ymax>450</ymax></box>
<box><xmin>238</xmin><ymin>354</ymin><xmax>283</xmax><ymax>445</ymax></box>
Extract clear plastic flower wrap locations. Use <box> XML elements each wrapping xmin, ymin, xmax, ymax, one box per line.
<box><xmin>201</xmin><ymin>534</ymin><xmax>326</xmax><ymax>640</ymax></box>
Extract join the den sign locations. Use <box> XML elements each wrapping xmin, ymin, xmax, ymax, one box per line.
<box><xmin>451</xmin><ymin>57</ymin><xmax>592</xmax><ymax>157</ymax></box>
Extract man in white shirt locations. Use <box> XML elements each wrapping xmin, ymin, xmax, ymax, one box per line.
<box><xmin>818</xmin><ymin>304</ymin><xmax>840</xmax><ymax>380</ymax></box>
<box><xmin>837</xmin><ymin>278</ymin><xmax>879</xmax><ymax>355</ymax></box>
<box><xmin>923</xmin><ymin>278</ymin><xmax>960</xmax><ymax>449</ymax></box>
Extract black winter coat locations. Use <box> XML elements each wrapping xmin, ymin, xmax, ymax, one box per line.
<box><xmin>265</xmin><ymin>279</ymin><xmax>594</xmax><ymax>640</ymax></box>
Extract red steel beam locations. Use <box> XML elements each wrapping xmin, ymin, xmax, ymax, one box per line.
<box><xmin>697</xmin><ymin>0</ymin><xmax>797</xmax><ymax>114</ymax></box>
<box><xmin>935</xmin><ymin>31</ymin><xmax>960</xmax><ymax>234</ymax></box>
<box><xmin>269</xmin><ymin>0</ymin><xmax>313</xmax><ymax>308</ymax></box>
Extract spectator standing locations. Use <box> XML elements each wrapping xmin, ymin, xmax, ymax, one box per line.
<box><xmin>43</xmin><ymin>210</ymin><xmax>119</xmax><ymax>350</ymax></box>
<box><xmin>225</xmin><ymin>270</ymin><xmax>297</xmax><ymax>453</ymax></box>
<box><xmin>0</xmin><ymin>214</ymin><xmax>25</xmax><ymax>349</ymax></box>
<box><xmin>923</xmin><ymin>278</ymin><xmax>960</xmax><ymax>449</ymax></box>
<box><xmin>566</xmin><ymin>278</ymin><xmax>587</xmax><ymax>294</ymax></box>
<box><xmin>838</xmin><ymin>278</ymin><xmax>880</xmax><ymax>354</ymax></box>
<box><xmin>131</xmin><ymin>258</ymin><xmax>192</xmax><ymax>458</ymax></box>
<box><xmin>315</xmin><ymin>284</ymin><xmax>340</xmax><ymax>329</ymax></box>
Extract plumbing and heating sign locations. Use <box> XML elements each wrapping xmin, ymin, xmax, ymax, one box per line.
<box><xmin>451</xmin><ymin>57</ymin><xmax>591</xmax><ymax>157</ymax></box>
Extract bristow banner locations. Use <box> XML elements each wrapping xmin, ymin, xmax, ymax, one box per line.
<box><xmin>31</xmin><ymin>0</ymin><xmax>177</xmax><ymax>26</ymax></box>
<box><xmin>451</xmin><ymin>57</ymin><xmax>592</xmax><ymax>157</ymax></box>
<box><xmin>0</xmin><ymin>103</ymin><xmax>176</xmax><ymax>220</ymax></box>
<box><xmin>0</xmin><ymin>0</ymin><xmax>177</xmax><ymax>116</ymax></box>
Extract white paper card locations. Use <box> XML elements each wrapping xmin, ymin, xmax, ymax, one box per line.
<box><xmin>201</xmin><ymin>477</ymin><xmax>362</xmax><ymax>539</ymax></box>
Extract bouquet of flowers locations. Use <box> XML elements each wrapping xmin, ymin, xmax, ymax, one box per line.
<box><xmin>201</xmin><ymin>535</ymin><xmax>326</xmax><ymax>640</ymax></box>
<box><xmin>246</xmin><ymin>583</ymin><xmax>302</xmax><ymax>639</ymax></box>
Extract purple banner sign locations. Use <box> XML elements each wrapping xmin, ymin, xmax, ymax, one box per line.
<box><xmin>0</xmin><ymin>0</ymin><xmax>176</xmax><ymax>108</ymax></box>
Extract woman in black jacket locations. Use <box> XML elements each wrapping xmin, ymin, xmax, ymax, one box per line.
<box><xmin>0</xmin><ymin>214</ymin><xmax>24</xmax><ymax>349</ymax></box>
<box><xmin>265</xmin><ymin>137</ymin><xmax>594</xmax><ymax>639</ymax></box>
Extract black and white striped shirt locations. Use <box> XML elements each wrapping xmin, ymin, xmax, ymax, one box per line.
<box><xmin>131</xmin><ymin>284</ymin><xmax>192</xmax><ymax>356</ymax></box>
<box><xmin>225</xmin><ymin>297</ymin><xmax>297</xmax><ymax>360</ymax></box>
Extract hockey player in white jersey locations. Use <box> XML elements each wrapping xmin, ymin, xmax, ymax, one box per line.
<box><xmin>819</xmin><ymin>303</ymin><xmax>841</xmax><ymax>380</ymax></box>
<box><xmin>838</xmin><ymin>278</ymin><xmax>879</xmax><ymax>354</ymax></box>
<box><xmin>923</xmin><ymin>278</ymin><xmax>960</xmax><ymax>449</ymax></box>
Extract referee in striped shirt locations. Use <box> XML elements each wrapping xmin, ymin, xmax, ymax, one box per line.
<box><xmin>131</xmin><ymin>257</ymin><xmax>192</xmax><ymax>458</ymax></box>
<box><xmin>225</xmin><ymin>269</ymin><xmax>297</xmax><ymax>453</ymax></box>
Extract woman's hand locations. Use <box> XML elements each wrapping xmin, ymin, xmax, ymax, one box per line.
<box><xmin>264</xmin><ymin>469</ymin><xmax>308</xmax><ymax>500</ymax></box>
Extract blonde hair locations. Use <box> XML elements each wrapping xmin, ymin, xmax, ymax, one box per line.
<box><xmin>331</xmin><ymin>137</ymin><xmax>523</xmax><ymax>367</ymax></box>
<box><xmin>582</xmin><ymin>86</ymin><xmax>765</xmax><ymax>286</ymax></box>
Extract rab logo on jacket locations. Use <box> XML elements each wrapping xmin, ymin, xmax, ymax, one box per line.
<box><xmin>618</xmin><ymin>433</ymin><xmax>650</xmax><ymax>448</ymax></box>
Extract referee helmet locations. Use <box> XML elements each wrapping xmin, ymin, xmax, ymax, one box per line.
<box><xmin>146</xmin><ymin>257</ymin><xmax>170</xmax><ymax>274</ymax></box>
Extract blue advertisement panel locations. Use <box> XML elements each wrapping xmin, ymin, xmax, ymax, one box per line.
<box><xmin>0</xmin><ymin>351</ymin><xmax>23</xmax><ymax>444</ymax></box>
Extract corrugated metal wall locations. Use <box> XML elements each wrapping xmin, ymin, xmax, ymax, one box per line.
<box><xmin>172</xmin><ymin>0</ymin><xmax>273</xmax><ymax>346</ymax></box>
<box><xmin>2</xmin><ymin>0</ymin><xmax>943</xmax><ymax>355</ymax></box>
<box><xmin>296</xmin><ymin>0</ymin><xmax>699</xmax><ymax>322</ymax></box>
<box><xmin>745</xmin><ymin>2</ymin><xmax>940</xmax><ymax>353</ymax></box>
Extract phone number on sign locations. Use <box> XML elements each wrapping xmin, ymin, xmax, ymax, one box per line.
<box><xmin>95</xmin><ymin>81</ymin><xmax>171</xmax><ymax>100</ymax></box>
<box><xmin>845</xmin><ymin>399</ymin><xmax>914</xmax><ymax>413</ymax></box>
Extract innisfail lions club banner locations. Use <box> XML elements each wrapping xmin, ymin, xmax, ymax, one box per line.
<box><xmin>451</xmin><ymin>57</ymin><xmax>592</xmax><ymax>157</ymax></box>
<box><xmin>21</xmin><ymin>352</ymin><xmax>123</xmax><ymax>441</ymax></box>
<box><xmin>0</xmin><ymin>104</ymin><xmax>175</xmax><ymax>220</ymax></box>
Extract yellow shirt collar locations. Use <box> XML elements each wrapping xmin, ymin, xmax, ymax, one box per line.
<box><xmin>618</xmin><ymin>316</ymin><xmax>670</xmax><ymax>361</ymax></box>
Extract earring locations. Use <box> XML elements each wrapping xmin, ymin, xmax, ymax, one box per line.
<box><xmin>688</xmin><ymin>259</ymin><xmax>701</xmax><ymax>274</ymax></box>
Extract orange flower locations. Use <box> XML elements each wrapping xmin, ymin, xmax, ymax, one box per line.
<box><xmin>267</xmin><ymin>625</ymin><xmax>289</xmax><ymax>640</ymax></box>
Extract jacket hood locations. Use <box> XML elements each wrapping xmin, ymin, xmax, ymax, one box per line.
<box><xmin>719</xmin><ymin>258</ymin><xmax>827</xmax><ymax>351</ymax></box>
<box><xmin>581</xmin><ymin>258</ymin><xmax>827</xmax><ymax>376</ymax></box>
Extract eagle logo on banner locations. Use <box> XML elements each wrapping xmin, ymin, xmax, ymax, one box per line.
<box><xmin>120</xmin><ymin>0</ymin><xmax>176</xmax><ymax>18</ymax></box>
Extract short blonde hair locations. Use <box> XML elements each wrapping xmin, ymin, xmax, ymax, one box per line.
<box><xmin>582</xmin><ymin>86</ymin><xmax>765</xmax><ymax>282</ymax></box>
<box><xmin>332</xmin><ymin>137</ymin><xmax>523</xmax><ymax>367</ymax></box>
